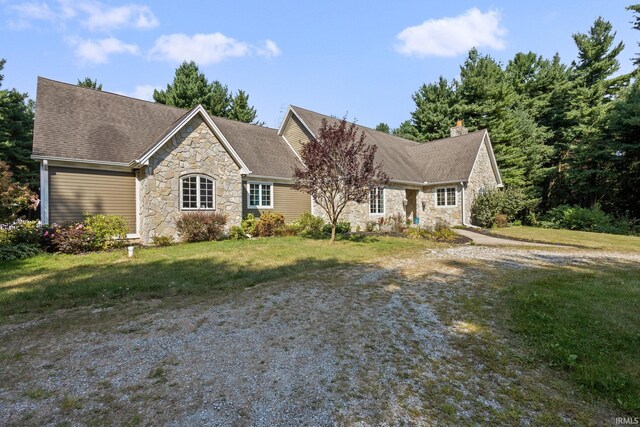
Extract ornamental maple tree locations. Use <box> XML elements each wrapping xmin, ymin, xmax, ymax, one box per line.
<box><xmin>293</xmin><ymin>117</ymin><xmax>389</xmax><ymax>242</ymax></box>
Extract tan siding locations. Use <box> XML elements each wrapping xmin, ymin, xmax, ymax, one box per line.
<box><xmin>49</xmin><ymin>166</ymin><xmax>136</xmax><ymax>232</ymax></box>
<box><xmin>242</xmin><ymin>182</ymin><xmax>311</xmax><ymax>222</ymax></box>
<box><xmin>282</xmin><ymin>114</ymin><xmax>313</xmax><ymax>155</ymax></box>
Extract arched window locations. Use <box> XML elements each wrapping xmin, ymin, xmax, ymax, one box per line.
<box><xmin>180</xmin><ymin>174</ymin><xmax>215</xmax><ymax>210</ymax></box>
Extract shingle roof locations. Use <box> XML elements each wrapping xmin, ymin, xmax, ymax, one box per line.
<box><xmin>33</xmin><ymin>77</ymin><xmax>187</xmax><ymax>163</ymax></box>
<box><xmin>33</xmin><ymin>78</ymin><xmax>492</xmax><ymax>184</ymax></box>
<box><xmin>210</xmin><ymin>115</ymin><xmax>303</xmax><ymax>177</ymax></box>
<box><xmin>290</xmin><ymin>106</ymin><xmax>487</xmax><ymax>183</ymax></box>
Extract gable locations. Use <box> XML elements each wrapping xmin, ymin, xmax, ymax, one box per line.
<box><xmin>281</xmin><ymin>111</ymin><xmax>314</xmax><ymax>156</ymax></box>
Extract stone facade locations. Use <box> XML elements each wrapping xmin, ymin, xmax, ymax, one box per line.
<box><xmin>138</xmin><ymin>116</ymin><xmax>243</xmax><ymax>243</ymax></box>
<box><xmin>312</xmin><ymin>184</ymin><xmax>465</xmax><ymax>230</ymax></box>
<box><xmin>418</xmin><ymin>185</ymin><xmax>463</xmax><ymax>227</ymax></box>
<box><xmin>464</xmin><ymin>139</ymin><xmax>500</xmax><ymax>224</ymax></box>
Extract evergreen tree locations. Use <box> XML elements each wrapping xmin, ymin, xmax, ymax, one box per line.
<box><xmin>0</xmin><ymin>60</ymin><xmax>37</xmax><ymax>190</ymax></box>
<box><xmin>154</xmin><ymin>61</ymin><xmax>258</xmax><ymax>123</ymax></box>
<box><xmin>410</xmin><ymin>76</ymin><xmax>460</xmax><ymax>141</ymax></box>
<box><xmin>77</xmin><ymin>77</ymin><xmax>102</xmax><ymax>90</ymax></box>
<box><xmin>560</xmin><ymin>17</ymin><xmax>631</xmax><ymax>207</ymax></box>
<box><xmin>606</xmin><ymin>78</ymin><xmax>640</xmax><ymax>217</ymax></box>
<box><xmin>228</xmin><ymin>90</ymin><xmax>258</xmax><ymax>123</ymax></box>
<box><xmin>375</xmin><ymin>123</ymin><xmax>390</xmax><ymax>133</ymax></box>
<box><xmin>628</xmin><ymin>4</ymin><xmax>640</xmax><ymax>66</ymax></box>
<box><xmin>392</xmin><ymin>120</ymin><xmax>419</xmax><ymax>141</ymax></box>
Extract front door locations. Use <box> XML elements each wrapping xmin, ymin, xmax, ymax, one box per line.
<box><xmin>405</xmin><ymin>189</ymin><xmax>417</xmax><ymax>224</ymax></box>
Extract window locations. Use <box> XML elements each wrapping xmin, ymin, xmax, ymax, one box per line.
<box><xmin>181</xmin><ymin>175</ymin><xmax>215</xmax><ymax>210</ymax></box>
<box><xmin>370</xmin><ymin>187</ymin><xmax>385</xmax><ymax>214</ymax></box>
<box><xmin>248</xmin><ymin>182</ymin><xmax>273</xmax><ymax>208</ymax></box>
<box><xmin>436</xmin><ymin>187</ymin><xmax>456</xmax><ymax>207</ymax></box>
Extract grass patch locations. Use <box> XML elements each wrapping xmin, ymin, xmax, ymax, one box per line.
<box><xmin>0</xmin><ymin>236</ymin><xmax>437</xmax><ymax>320</ymax></box>
<box><xmin>489</xmin><ymin>226</ymin><xmax>640</xmax><ymax>252</ymax></box>
<box><xmin>505</xmin><ymin>263</ymin><xmax>640</xmax><ymax>412</ymax></box>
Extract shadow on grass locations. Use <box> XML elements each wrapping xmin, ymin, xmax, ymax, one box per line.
<box><xmin>0</xmin><ymin>255</ymin><xmax>356</xmax><ymax>318</ymax></box>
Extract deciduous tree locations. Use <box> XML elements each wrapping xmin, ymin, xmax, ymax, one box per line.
<box><xmin>293</xmin><ymin>118</ymin><xmax>389</xmax><ymax>242</ymax></box>
<box><xmin>77</xmin><ymin>77</ymin><xmax>102</xmax><ymax>90</ymax></box>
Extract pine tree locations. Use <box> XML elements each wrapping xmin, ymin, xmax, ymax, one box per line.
<box><xmin>154</xmin><ymin>61</ymin><xmax>258</xmax><ymax>123</ymax></box>
<box><xmin>560</xmin><ymin>17</ymin><xmax>631</xmax><ymax>207</ymax></box>
<box><xmin>77</xmin><ymin>77</ymin><xmax>102</xmax><ymax>90</ymax></box>
<box><xmin>628</xmin><ymin>4</ymin><xmax>640</xmax><ymax>66</ymax></box>
<box><xmin>0</xmin><ymin>59</ymin><xmax>37</xmax><ymax>190</ymax></box>
<box><xmin>228</xmin><ymin>90</ymin><xmax>258</xmax><ymax>123</ymax></box>
<box><xmin>410</xmin><ymin>76</ymin><xmax>460</xmax><ymax>141</ymax></box>
<box><xmin>392</xmin><ymin>120</ymin><xmax>419</xmax><ymax>141</ymax></box>
<box><xmin>375</xmin><ymin>123</ymin><xmax>390</xmax><ymax>133</ymax></box>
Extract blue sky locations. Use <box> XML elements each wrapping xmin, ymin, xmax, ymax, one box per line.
<box><xmin>1</xmin><ymin>1</ymin><xmax>638</xmax><ymax>129</ymax></box>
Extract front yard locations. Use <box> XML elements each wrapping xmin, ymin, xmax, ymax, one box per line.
<box><xmin>0</xmin><ymin>234</ymin><xmax>638</xmax><ymax>424</ymax></box>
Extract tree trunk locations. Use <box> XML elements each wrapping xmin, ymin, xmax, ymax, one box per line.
<box><xmin>330</xmin><ymin>223</ymin><xmax>336</xmax><ymax>243</ymax></box>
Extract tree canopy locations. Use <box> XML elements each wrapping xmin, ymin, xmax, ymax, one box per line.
<box><xmin>77</xmin><ymin>77</ymin><xmax>102</xmax><ymax>90</ymax></box>
<box><xmin>293</xmin><ymin>117</ymin><xmax>389</xmax><ymax>242</ymax></box>
<box><xmin>396</xmin><ymin>8</ymin><xmax>639</xmax><ymax>220</ymax></box>
<box><xmin>153</xmin><ymin>61</ymin><xmax>259</xmax><ymax>123</ymax></box>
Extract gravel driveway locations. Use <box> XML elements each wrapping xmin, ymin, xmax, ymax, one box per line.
<box><xmin>1</xmin><ymin>245</ymin><xmax>637</xmax><ymax>425</ymax></box>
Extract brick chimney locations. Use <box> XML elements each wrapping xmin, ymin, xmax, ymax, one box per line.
<box><xmin>450</xmin><ymin>119</ymin><xmax>468</xmax><ymax>137</ymax></box>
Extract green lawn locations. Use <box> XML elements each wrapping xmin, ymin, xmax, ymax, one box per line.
<box><xmin>0</xmin><ymin>236</ymin><xmax>436</xmax><ymax>319</ymax></box>
<box><xmin>490</xmin><ymin>226</ymin><xmax>640</xmax><ymax>252</ymax></box>
<box><xmin>505</xmin><ymin>263</ymin><xmax>640</xmax><ymax>412</ymax></box>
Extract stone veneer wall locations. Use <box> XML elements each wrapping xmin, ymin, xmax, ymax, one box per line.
<box><xmin>417</xmin><ymin>186</ymin><xmax>463</xmax><ymax>227</ymax></box>
<box><xmin>464</xmin><ymin>139</ymin><xmax>499</xmax><ymax>224</ymax></box>
<box><xmin>138</xmin><ymin>116</ymin><xmax>243</xmax><ymax>243</ymax></box>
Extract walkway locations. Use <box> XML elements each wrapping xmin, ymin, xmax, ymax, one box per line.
<box><xmin>455</xmin><ymin>228</ymin><xmax>559</xmax><ymax>247</ymax></box>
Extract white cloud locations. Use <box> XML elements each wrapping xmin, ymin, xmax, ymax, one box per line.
<box><xmin>149</xmin><ymin>33</ymin><xmax>252</xmax><ymax>64</ymax></box>
<box><xmin>257</xmin><ymin>39</ymin><xmax>282</xmax><ymax>58</ymax></box>
<box><xmin>72</xmin><ymin>37</ymin><xmax>140</xmax><ymax>64</ymax></box>
<box><xmin>395</xmin><ymin>8</ymin><xmax>506</xmax><ymax>58</ymax></box>
<box><xmin>73</xmin><ymin>2</ymin><xmax>158</xmax><ymax>31</ymax></box>
<box><xmin>9</xmin><ymin>0</ymin><xmax>158</xmax><ymax>31</ymax></box>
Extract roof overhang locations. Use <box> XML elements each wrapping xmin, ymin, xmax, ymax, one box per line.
<box><xmin>130</xmin><ymin>105</ymin><xmax>251</xmax><ymax>174</ymax></box>
<box><xmin>31</xmin><ymin>155</ymin><xmax>132</xmax><ymax>172</ymax></box>
<box><xmin>423</xmin><ymin>180</ymin><xmax>468</xmax><ymax>186</ymax></box>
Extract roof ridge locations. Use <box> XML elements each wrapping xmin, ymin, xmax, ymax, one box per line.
<box><xmin>407</xmin><ymin>129</ymin><xmax>487</xmax><ymax>149</ymax></box>
<box><xmin>290</xmin><ymin>105</ymin><xmax>421</xmax><ymax>145</ymax></box>
<box><xmin>38</xmin><ymin>76</ymin><xmax>187</xmax><ymax>113</ymax></box>
<box><xmin>210</xmin><ymin>114</ymin><xmax>277</xmax><ymax>131</ymax></box>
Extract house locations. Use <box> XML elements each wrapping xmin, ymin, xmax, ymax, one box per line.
<box><xmin>32</xmin><ymin>77</ymin><xmax>502</xmax><ymax>243</ymax></box>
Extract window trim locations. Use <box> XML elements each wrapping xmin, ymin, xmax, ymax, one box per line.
<box><xmin>247</xmin><ymin>181</ymin><xmax>274</xmax><ymax>209</ymax></box>
<box><xmin>369</xmin><ymin>187</ymin><xmax>385</xmax><ymax>215</ymax></box>
<box><xmin>180</xmin><ymin>174</ymin><xmax>216</xmax><ymax>211</ymax></box>
<box><xmin>435</xmin><ymin>186</ymin><xmax>457</xmax><ymax>207</ymax></box>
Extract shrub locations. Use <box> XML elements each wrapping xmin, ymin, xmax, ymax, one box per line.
<box><xmin>323</xmin><ymin>221</ymin><xmax>351</xmax><ymax>236</ymax></box>
<box><xmin>544</xmin><ymin>204</ymin><xmax>633</xmax><ymax>234</ymax></box>
<box><xmin>365</xmin><ymin>221</ymin><xmax>376</xmax><ymax>232</ymax></box>
<box><xmin>494</xmin><ymin>214</ymin><xmax>509</xmax><ymax>228</ymax></box>
<box><xmin>253</xmin><ymin>211</ymin><xmax>285</xmax><ymax>237</ymax></box>
<box><xmin>51</xmin><ymin>223</ymin><xmax>97</xmax><ymax>254</ymax></box>
<box><xmin>471</xmin><ymin>188</ymin><xmax>528</xmax><ymax>228</ymax></box>
<box><xmin>228</xmin><ymin>226</ymin><xmax>248</xmax><ymax>240</ymax></box>
<box><xmin>0</xmin><ymin>219</ymin><xmax>42</xmax><ymax>245</ymax></box>
<box><xmin>0</xmin><ymin>243</ymin><xmax>41</xmax><ymax>262</ymax></box>
<box><xmin>152</xmin><ymin>235</ymin><xmax>175</xmax><ymax>246</ymax></box>
<box><xmin>386</xmin><ymin>212</ymin><xmax>406</xmax><ymax>233</ymax></box>
<box><xmin>241</xmin><ymin>213</ymin><xmax>258</xmax><ymax>236</ymax></box>
<box><xmin>432</xmin><ymin>221</ymin><xmax>457</xmax><ymax>242</ymax></box>
<box><xmin>290</xmin><ymin>213</ymin><xmax>324</xmax><ymax>239</ymax></box>
<box><xmin>176</xmin><ymin>212</ymin><xmax>227</xmax><ymax>242</ymax></box>
<box><xmin>0</xmin><ymin>161</ymin><xmax>38</xmax><ymax>223</ymax></box>
<box><xmin>84</xmin><ymin>213</ymin><xmax>128</xmax><ymax>249</ymax></box>
<box><xmin>404</xmin><ymin>226</ymin><xmax>433</xmax><ymax>240</ymax></box>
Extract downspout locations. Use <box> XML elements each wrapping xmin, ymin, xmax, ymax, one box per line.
<box><xmin>460</xmin><ymin>181</ymin><xmax>467</xmax><ymax>226</ymax></box>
